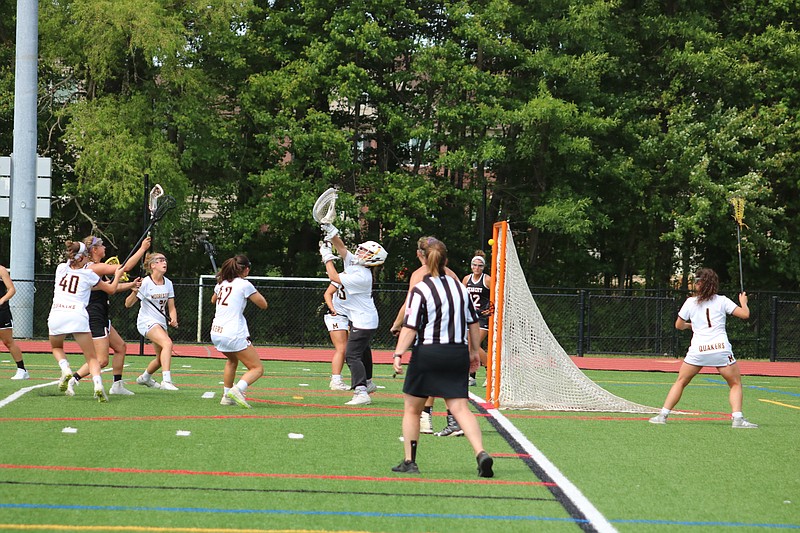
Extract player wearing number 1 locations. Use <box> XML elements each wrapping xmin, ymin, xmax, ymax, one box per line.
<box><xmin>48</xmin><ymin>241</ymin><xmax>124</xmax><ymax>402</ymax></box>
<box><xmin>211</xmin><ymin>255</ymin><xmax>268</xmax><ymax>408</ymax></box>
<box><xmin>125</xmin><ymin>253</ymin><xmax>179</xmax><ymax>390</ymax></box>
<box><xmin>649</xmin><ymin>268</ymin><xmax>758</xmax><ymax>428</ymax></box>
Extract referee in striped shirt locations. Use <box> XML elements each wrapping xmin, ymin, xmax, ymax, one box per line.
<box><xmin>391</xmin><ymin>237</ymin><xmax>494</xmax><ymax>477</ymax></box>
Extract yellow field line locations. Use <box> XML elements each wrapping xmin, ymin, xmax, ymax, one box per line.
<box><xmin>758</xmin><ymin>398</ymin><xmax>800</xmax><ymax>410</ymax></box>
<box><xmin>0</xmin><ymin>526</ymin><xmax>368</xmax><ymax>533</ymax></box>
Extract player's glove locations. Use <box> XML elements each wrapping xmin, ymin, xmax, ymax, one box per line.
<box><xmin>321</xmin><ymin>223</ymin><xmax>339</xmax><ymax>242</ymax></box>
<box><xmin>319</xmin><ymin>241</ymin><xmax>337</xmax><ymax>264</ymax></box>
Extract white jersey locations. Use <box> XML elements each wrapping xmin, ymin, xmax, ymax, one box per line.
<box><xmin>48</xmin><ymin>262</ymin><xmax>101</xmax><ymax>334</ymax></box>
<box><xmin>337</xmin><ymin>251</ymin><xmax>378</xmax><ymax>329</ymax></box>
<box><xmin>678</xmin><ymin>294</ymin><xmax>738</xmax><ymax>358</ymax></box>
<box><xmin>211</xmin><ymin>277</ymin><xmax>257</xmax><ymax>343</ymax></box>
<box><xmin>329</xmin><ymin>281</ymin><xmax>348</xmax><ymax>317</ymax></box>
<box><xmin>136</xmin><ymin>275</ymin><xmax>174</xmax><ymax>333</ymax></box>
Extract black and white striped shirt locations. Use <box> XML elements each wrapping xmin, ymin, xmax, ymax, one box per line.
<box><xmin>403</xmin><ymin>274</ymin><xmax>480</xmax><ymax>345</ymax></box>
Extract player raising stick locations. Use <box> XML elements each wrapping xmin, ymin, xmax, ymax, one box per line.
<box><xmin>65</xmin><ymin>235</ymin><xmax>151</xmax><ymax>397</ymax></box>
<box><xmin>49</xmin><ymin>241</ymin><xmax>124</xmax><ymax>401</ymax></box>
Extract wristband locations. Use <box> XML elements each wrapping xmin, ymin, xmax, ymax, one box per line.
<box><xmin>393</xmin><ymin>354</ymin><xmax>403</xmax><ymax>359</ymax></box>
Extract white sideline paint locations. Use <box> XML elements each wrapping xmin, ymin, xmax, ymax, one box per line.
<box><xmin>470</xmin><ymin>392</ymin><xmax>618</xmax><ymax>533</ymax></box>
<box><xmin>0</xmin><ymin>380</ymin><xmax>60</xmax><ymax>409</ymax></box>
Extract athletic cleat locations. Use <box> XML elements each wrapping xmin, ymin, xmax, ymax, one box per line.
<box><xmin>10</xmin><ymin>369</ymin><xmax>30</xmax><ymax>380</ymax></box>
<box><xmin>220</xmin><ymin>395</ymin><xmax>236</xmax><ymax>406</ymax></box>
<box><xmin>160</xmin><ymin>381</ymin><xmax>179</xmax><ymax>391</ymax></box>
<box><xmin>649</xmin><ymin>414</ymin><xmax>667</xmax><ymax>425</ymax></box>
<box><xmin>468</xmin><ymin>376</ymin><xmax>477</xmax><ymax>387</ymax></box>
<box><xmin>59</xmin><ymin>372</ymin><xmax>72</xmax><ymax>392</ymax></box>
<box><xmin>93</xmin><ymin>387</ymin><xmax>108</xmax><ymax>403</ymax></box>
<box><xmin>136</xmin><ymin>375</ymin><xmax>161</xmax><ymax>389</ymax></box>
<box><xmin>732</xmin><ymin>417</ymin><xmax>758</xmax><ymax>429</ymax></box>
<box><xmin>345</xmin><ymin>392</ymin><xmax>371</xmax><ymax>406</ymax></box>
<box><xmin>65</xmin><ymin>377</ymin><xmax>79</xmax><ymax>397</ymax></box>
<box><xmin>435</xmin><ymin>414</ymin><xmax>464</xmax><ymax>437</ymax></box>
<box><xmin>391</xmin><ymin>460</ymin><xmax>420</xmax><ymax>474</ymax></box>
<box><xmin>109</xmin><ymin>381</ymin><xmax>135</xmax><ymax>396</ymax></box>
<box><xmin>419</xmin><ymin>411</ymin><xmax>433</xmax><ymax>434</ymax></box>
<box><xmin>477</xmin><ymin>451</ymin><xmax>494</xmax><ymax>478</ymax></box>
<box><xmin>227</xmin><ymin>386</ymin><xmax>251</xmax><ymax>408</ymax></box>
<box><xmin>329</xmin><ymin>379</ymin><xmax>350</xmax><ymax>391</ymax></box>
<box><xmin>365</xmin><ymin>380</ymin><xmax>378</xmax><ymax>394</ymax></box>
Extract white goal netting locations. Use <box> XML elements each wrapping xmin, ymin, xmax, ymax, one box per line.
<box><xmin>489</xmin><ymin>223</ymin><xmax>658</xmax><ymax>413</ymax></box>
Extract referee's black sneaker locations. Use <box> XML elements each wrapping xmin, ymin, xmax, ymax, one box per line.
<box><xmin>392</xmin><ymin>460</ymin><xmax>420</xmax><ymax>474</ymax></box>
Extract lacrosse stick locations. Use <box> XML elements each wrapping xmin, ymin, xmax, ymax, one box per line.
<box><xmin>312</xmin><ymin>188</ymin><xmax>338</xmax><ymax>224</ymax></box>
<box><xmin>142</xmin><ymin>296</ymin><xmax>176</xmax><ymax>329</ymax></box>
<box><xmin>104</xmin><ymin>256</ymin><xmax>129</xmax><ymax>282</ymax></box>
<box><xmin>730</xmin><ymin>197</ymin><xmax>747</xmax><ymax>293</ymax></box>
<box><xmin>197</xmin><ymin>236</ymin><xmax>218</xmax><ymax>272</ymax></box>
<box><xmin>121</xmin><ymin>186</ymin><xmax>177</xmax><ymax>265</ymax></box>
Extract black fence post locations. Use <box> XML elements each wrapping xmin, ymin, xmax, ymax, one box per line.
<box><xmin>577</xmin><ymin>290</ymin><xmax>586</xmax><ymax>357</ymax></box>
<box><xmin>770</xmin><ymin>295</ymin><xmax>778</xmax><ymax>362</ymax></box>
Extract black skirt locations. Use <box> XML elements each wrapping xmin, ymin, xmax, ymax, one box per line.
<box><xmin>402</xmin><ymin>343</ymin><xmax>470</xmax><ymax>399</ymax></box>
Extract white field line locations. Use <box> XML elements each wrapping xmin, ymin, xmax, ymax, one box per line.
<box><xmin>0</xmin><ymin>380</ymin><xmax>59</xmax><ymax>409</ymax></box>
<box><xmin>471</xmin><ymin>392</ymin><xmax>618</xmax><ymax>533</ymax></box>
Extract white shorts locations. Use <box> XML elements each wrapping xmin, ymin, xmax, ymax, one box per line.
<box><xmin>211</xmin><ymin>334</ymin><xmax>250</xmax><ymax>353</ymax></box>
<box><xmin>324</xmin><ymin>313</ymin><xmax>349</xmax><ymax>333</ymax></box>
<box><xmin>137</xmin><ymin>320</ymin><xmax>166</xmax><ymax>337</ymax></box>
<box><xmin>48</xmin><ymin>310</ymin><xmax>90</xmax><ymax>336</ymax></box>
<box><xmin>684</xmin><ymin>352</ymin><xmax>736</xmax><ymax>367</ymax></box>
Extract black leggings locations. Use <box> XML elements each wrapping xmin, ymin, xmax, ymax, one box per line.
<box><xmin>346</xmin><ymin>327</ymin><xmax>376</xmax><ymax>388</ymax></box>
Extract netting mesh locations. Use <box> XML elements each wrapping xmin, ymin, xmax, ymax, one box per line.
<box><xmin>491</xmin><ymin>224</ymin><xmax>658</xmax><ymax>413</ymax></box>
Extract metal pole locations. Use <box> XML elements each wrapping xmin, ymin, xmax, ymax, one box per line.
<box><xmin>139</xmin><ymin>174</ymin><xmax>149</xmax><ymax>357</ymax></box>
<box><xmin>9</xmin><ymin>0</ymin><xmax>39</xmax><ymax>338</ymax></box>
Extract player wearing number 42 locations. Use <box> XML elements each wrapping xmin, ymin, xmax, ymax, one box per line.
<box><xmin>649</xmin><ymin>268</ymin><xmax>758</xmax><ymax>428</ymax></box>
<box><xmin>211</xmin><ymin>255</ymin><xmax>268</xmax><ymax>409</ymax></box>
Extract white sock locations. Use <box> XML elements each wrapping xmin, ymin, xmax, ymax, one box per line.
<box><xmin>732</xmin><ymin>411</ymin><xmax>743</xmax><ymax>419</ymax></box>
<box><xmin>223</xmin><ymin>387</ymin><xmax>230</xmax><ymax>396</ymax></box>
<box><xmin>236</xmin><ymin>379</ymin><xmax>248</xmax><ymax>393</ymax></box>
<box><xmin>331</xmin><ymin>374</ymin><xmax>342</xmax><ymax>381</ymax></box>
<box><xmin>660</xmin><ymin>408</ymin><xmax>670</xmax><ymax>417</ymax></box>
<box><xmin>141</xmin><ymin>371</ymin><xmax>152</xmax><ymax>380</ymax></box>
<box><xmin>92</xmin><ymin>375</ymin><xmax>103</xmax><ymax>389</ymax></box>
<box><xmin>163</xmin><ymin>371</ymin><xmax>172</xmax><ymax>383</ymax></box>
<box><xmin>58</xmin><ymin>359</ymin><xmax>71</xmax><ymax>372</ymax></box>
<box><xmin>355</xmin><ymin>385</ymin><xmax>367</xmax><ymax>394</ymax></box>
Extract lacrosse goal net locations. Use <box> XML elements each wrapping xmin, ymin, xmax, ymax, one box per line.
<box><xmin>486</xmin><ymin>221</ymin><xmax>658</xmax><ymax>413</ymax></box>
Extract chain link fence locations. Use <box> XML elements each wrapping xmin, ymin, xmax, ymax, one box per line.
<box><xmin>12</xmin><ymin>277</ymin><xmax>800</xmax><ymax>361</ymax></box>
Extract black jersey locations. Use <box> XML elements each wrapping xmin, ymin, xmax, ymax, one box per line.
<box><xmin>0</xmin><ymin>278</ymin><xmax>8</xmax><ymax>313</ymax></box>
<box><xmin>465</xmin><ymin>273</ymin><xmax>490</xmax><ymax>314</ymax></box>
<box><xmin>84</xmin><ymin>264</ymin><xmax>110</xmax><ymax>321</ymax></box>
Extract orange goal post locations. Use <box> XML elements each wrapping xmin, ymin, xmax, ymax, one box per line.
<box><xmin>485</xmin><ymin>221</ymin><xmax>658</xmax><ymax>413</ymax></box>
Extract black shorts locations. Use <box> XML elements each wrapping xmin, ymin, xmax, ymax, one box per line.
<box><xmin>478</xmin><ymin>315</ymin><xmax>489</xmax><ymax>330</ymax></box>
<box><xmin>89</xmin><ymin>316</ymin><xmax>111</xmax><ymax>339</ymax></box>
<box><xmin>0</xmin><ymin>305</ymin><xmax>12</xmax><ymax>329</ymax></box>
<box><xmin>402</xmin><ymin>343</ymin><xmax>470</xmax><ymax>399</ymax></box>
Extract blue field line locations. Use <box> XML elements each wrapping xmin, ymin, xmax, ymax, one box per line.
<box><xmin>2</xmin><ymin>502</ymin><xmax>799</xmax><ymax>529</ymax></box>
<box><xmin>703</xmin><ymin>378</ymin><xmax>800</xmax><ymax>397</ymax></box>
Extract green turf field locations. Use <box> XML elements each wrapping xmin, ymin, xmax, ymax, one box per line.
<box><xmin>0</xmin><ymin>353</ymin><xmax>798</xmax><ymax>532</ymax></box>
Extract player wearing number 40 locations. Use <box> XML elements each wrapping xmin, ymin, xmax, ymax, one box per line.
<box><xmin>125</xmin><ymin>253</ymin><xmax>179</xmax><ymax>391</ymax></box>
<box><xmin>48</xmin><ymin>240</ymin><xmax>124</xmax><ymax>402</ymax></box>
<box><xmin>210</xmin><ymin>255</ymin><xmax>268</xmax><ymax>409</ymax></box>
<box><xmin>649</xmin><ymin>268</ymin><xmax>758</xmax><ymax>428</ymax></box>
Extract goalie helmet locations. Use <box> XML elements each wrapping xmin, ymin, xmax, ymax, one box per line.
<box><xmin>355</xmin><ymin>240</ymin><xmax>388</xmax><ymax>266</ymax></box>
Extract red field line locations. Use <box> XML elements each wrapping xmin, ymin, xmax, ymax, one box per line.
<box><xmin>7</xmin><ymin>340</ymin><xmax>799</xmax><ymax>376</ymax></box>
<box><xmin>0</xmin><ymin>463</ymin><xmax>553</xmax><ymax>486</ymax></box>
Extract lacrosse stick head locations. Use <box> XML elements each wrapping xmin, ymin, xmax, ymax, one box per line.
<box><xmin>151</xmin><ymin>195</ymin><xmax>177</xmax><ymax>223</ymax></box>
<box><xmin>312</xmin><ymin>188</ymin><xmax>338</xmax><ymax>224</ymax></box>
<box><xmin>149</xmin><ymin>184</ymin><xmax>165</xmax><ymax>216</ymax></box>
<box><xmin>730</xmin><ymin>197</ymin><xmax>746</xmax><ymax>226</ymax></box>
<box><xmin>104</xmin><ymin>256</ymin><xmax>129</xmax><ymax>282</ymax></box>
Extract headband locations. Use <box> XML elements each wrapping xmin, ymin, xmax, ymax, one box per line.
<box><xmin>74</xmin><ymin>242</ymin><xmax>87</xmax><ymax>260</ymax></box>
<box><xmin>471</xmin><ymin>256</ymin><xmax>485</xmax><ymax>266</ymax></box>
